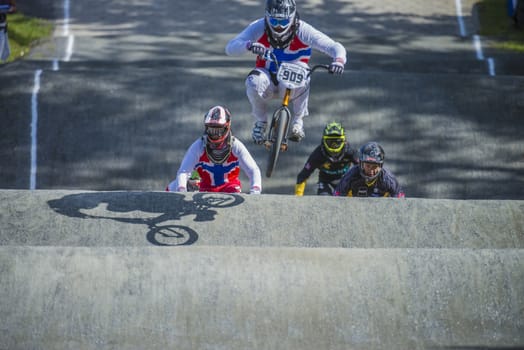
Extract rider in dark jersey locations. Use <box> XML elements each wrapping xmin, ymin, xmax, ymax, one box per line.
<box><xmin>295</xmin><ymin>122</ymin><xmax>358</xmax><ymax>196</ymax></box>
<box><xmin>334</xmin><ymin>141</ymin><xmax>405</xmax><ymax>198</ymax></box>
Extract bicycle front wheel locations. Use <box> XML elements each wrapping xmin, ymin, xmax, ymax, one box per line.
<box><xmin>266</xmin><ymin>108</ymin><xmax>290</xmax><ymax>178</ymax></box>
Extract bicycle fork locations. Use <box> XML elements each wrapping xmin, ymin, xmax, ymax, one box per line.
<box><xmin>265</xmin><ymin>88</ymin><xmax>292</xmax><ymax>152</ymax></box>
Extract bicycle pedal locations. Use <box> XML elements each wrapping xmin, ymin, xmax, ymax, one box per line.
<box><xmin>288</xmin><ymin>135</ymin><xmax>300</xmax><ymax>142</ymax></box>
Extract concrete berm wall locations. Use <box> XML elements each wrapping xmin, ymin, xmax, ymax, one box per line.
<box><xmin>1</xmin><ymin>190</ymin><xmax>523</xmax><ymax>349</ymax></box>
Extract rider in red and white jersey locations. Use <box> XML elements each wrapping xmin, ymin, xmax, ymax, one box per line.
<box><xmin>166</xmin><ymin>106</ymin><xmax>262</xmax><ymax>194</ymax></box>
<box><xmin>225</xmin><ymin>0</ymin><xmax>347</xmax><ymax>144</ymax></box>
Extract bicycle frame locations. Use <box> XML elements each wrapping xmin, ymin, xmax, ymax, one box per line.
<box><xmin>263</xmin><ymin>51</ymin><xmax>330</xmax><ymax>177</ymax></box>
<box><xmin>265</xmin><ymin>102</ymin><xmax>292</xmax><ymax>177</ymax></box>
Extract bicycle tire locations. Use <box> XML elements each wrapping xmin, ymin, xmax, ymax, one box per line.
<box><xmin>193</xmin><ymin>192</ymin><xmax>245</xmax><ymax>208</ymax></box>
<box><xmin>146</xmin><ymin>224</ymin><xmax>198</xmax><ymax>246</ymax></box>
<box><xmin>266</xmin><ymin>108</ymin><xmax>290</xmax><ymax>178</ymax></box>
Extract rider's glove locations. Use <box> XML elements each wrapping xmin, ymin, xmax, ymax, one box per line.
<box><xmin>166</xmin><ymin>185</ymin><xmax>187</xmax><ymax>192</ymax></box>
<box><xmin>247</xmin><ymin>41</ymin><xmax>267</xmax><ymax>57</ymax></box>
<box><xmin>329</xmin><ymin>59</ymin><xmax>345</xmax><ymax>75</ymax></box>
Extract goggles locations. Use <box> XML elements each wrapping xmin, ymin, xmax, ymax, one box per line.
<box><xmin>324</xmin><ymin>138</ymin><xmax>344</xmax><ymax>149</ymax></box>
<box><xmin>206</xmin><ymin>126</ymin><xmax>227</xmax><ymax>138</ymax></box>
<box><xmin>268</xmin><ymin>16</ymin><xmax>291</xmax><ymax>28</ymax></box>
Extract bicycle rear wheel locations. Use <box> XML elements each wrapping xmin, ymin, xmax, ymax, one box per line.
<box><xmin>266</xmin><ymin>108</ymin><xmax>290</xmax><ymax>178</ymax></box>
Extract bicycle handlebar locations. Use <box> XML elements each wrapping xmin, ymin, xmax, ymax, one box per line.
<box><xmin>308</xmin><ymin>64</ymin><xmax>330</xmax><ymax>77</ymax></box>
<box><xmin>263</xmin><ymin>50</ymin><xmax>331</xmax><ymax>77</ymax></box>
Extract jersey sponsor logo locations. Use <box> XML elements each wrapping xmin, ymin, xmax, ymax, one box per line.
<box><xmin>357</xmin><ymin>187</ymin><xmax>368</xmax><ymax>197</ymax></box>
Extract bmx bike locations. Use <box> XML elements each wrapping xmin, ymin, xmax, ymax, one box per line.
<box><xmin>262</xmin><ymin>51</ymin><xmax>330</xmax><ymax>178</ymax></box>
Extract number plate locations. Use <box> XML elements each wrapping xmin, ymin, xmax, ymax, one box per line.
<box><xmin>276</xmin><ymin>62</ymin><xmax>309</xmax><ymax>89</ymax></box>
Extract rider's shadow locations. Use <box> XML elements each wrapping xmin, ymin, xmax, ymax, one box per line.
<box><xmin>47</xmin><ymin>191</ymin><xmax>244</xmax><ymax>246</ymax></box>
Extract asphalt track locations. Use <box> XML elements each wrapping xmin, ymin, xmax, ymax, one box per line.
<box><xmin>1</xmin><ymin>0</ymin><xmax>524</xmax><ymax>349</ymax></box>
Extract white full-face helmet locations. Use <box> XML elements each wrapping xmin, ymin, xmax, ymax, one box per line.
<box><xmin>265</xmin><ymin>0</ymin><xmax>298</xmax><ymax>48</ymax></box>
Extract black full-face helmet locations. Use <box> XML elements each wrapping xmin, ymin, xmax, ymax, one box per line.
<box><xmin>359</xmin><ymin>141</ymin><xmax>385</xmax><ymax>181</ymax></box>
<box><xmin>265</xmin><ymin>0</ymin><xmax>298</xmax><ymax>48</ymax></box>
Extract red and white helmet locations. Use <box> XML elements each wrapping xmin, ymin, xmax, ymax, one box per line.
<box><xmin>204</xmin><ymin>105</ymin><xmax>232</xmax><ymax>147</ymax></box>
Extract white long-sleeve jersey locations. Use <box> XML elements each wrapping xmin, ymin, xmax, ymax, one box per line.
<box><xmin>225</xmin><ymin>18</ymin><xmax>347</xmax><ymax>65</ymax></box>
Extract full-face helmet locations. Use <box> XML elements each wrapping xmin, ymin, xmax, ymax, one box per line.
<box><xmin>265</xmin><ymin>0</ymin><xmax>298</xmax><ymax>48</ymax></box>
<box><xmin>322</xmin><ymin>122</ymin><xmax>346</xmax><ymax>157</ymax></box>
<box><xmin>359</xmin><ymin>141</ymin><xmax>385</xmax><ymax>181</ymax></box>
<box><xmin>204</xmin><ymin>106</ymin><xmax>231</xmax><ymax>149</ymax></box>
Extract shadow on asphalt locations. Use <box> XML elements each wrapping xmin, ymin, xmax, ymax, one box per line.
<box><xmin>47</xmin><ymin>191</ymin><xmax>245</xmax><ymax>246</ymax></box>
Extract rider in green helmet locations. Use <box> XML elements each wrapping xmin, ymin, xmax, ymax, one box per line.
<box><xmin>295</xmin><ymin>121</ymin><xmax>359</xmax><ymax>195</ymax></box>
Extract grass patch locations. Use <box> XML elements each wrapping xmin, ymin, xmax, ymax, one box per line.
<box><xmin>4</xmin><ymin>12</ymin><xmax>54</xmax><ymax>62</ymax></box>
<box><xmin>477</xmin><ymin>0</ymin><xmax>524</xmax><ymax>52</ymax></box>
